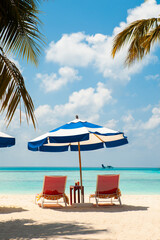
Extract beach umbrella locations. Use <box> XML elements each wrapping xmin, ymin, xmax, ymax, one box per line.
<box><xmin>0</xmin><ymin>131</ymin><xmax>15</xmax><ymax>148</ymax></box>
<box><xmin>28</xmin><ymin>116</ymin><xmax>128</xmax><ymax>202</ymax></box>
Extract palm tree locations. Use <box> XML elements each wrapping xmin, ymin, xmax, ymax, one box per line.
<box><xmin>112</xmin><ymin>18</ymin><xmax>160</xmax><ymax>66</ymax></box>
<box><xmin>0</xmin><ymin>0</ymin><xmax>45</xmax><ymax>128</ymax></box>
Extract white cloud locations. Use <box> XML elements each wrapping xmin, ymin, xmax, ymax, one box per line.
<box><xmin>52</xmin><ymin>82</ymin><xmax>112</xmax><ymax>122</ymax></box>
<box><xmin>143</xmin><ymin>105</ymin><xmax>160</xmax><ymax>129</ymax></box>
<box><xmin>122</xmin><ymin>104</ymin><xmax>160</xmax><ymax>132</ymax></box>
<box><xmin>36</xmin><ymin>67</ymin><xmax>81</xmax><ymax>92</ymax></box>
<box><xmin>122</xmin><ymin>113</ymin><xmax>139</xmax><ymax>133</ymax></box>
<box><xmin>35</xmin><ymin>105</ymin><xmax>58</xmax><ymax>126</ymax></box>
<box><xmin>46</xmin><ymin>32</ymin><xmax>95</xmax><ymax>67</ymax></box>
<box><xmin>104</xmin><ymin>119</ymin><xmax>118</xmax><ymax>129</ymax></box>
<box><xmin>35</xmin><ymin>82</ymin><xmax>113</xmax><ymax>126</ymax></box>
<box><xmin>122</xmin><ymin>114</ymin><xmax>135</xmax><ymax>123</ymax></box>
<box><xmin>114</xmin><ymin>0</ymin><xmax>160</xmax><ymax>35</ymax></box>
<box><xmin>127</xmin><ymin>0</ymin><xmax>160</xmax><ymax>23</ymax></box>
<box><xmin>45</xmin><ymin>1</ymin><xmax>160</xmax><ymax>84</ymax></box>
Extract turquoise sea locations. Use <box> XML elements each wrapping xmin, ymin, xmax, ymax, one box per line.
<box><xmin>0</xmin><ymin>167</ymin><xmax>160</xmax><ymax>195</ymax></box>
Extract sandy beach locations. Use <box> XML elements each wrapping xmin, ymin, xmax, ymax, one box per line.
<box><xmin>0</xmin><ymin>194</ymin><xmax>160</xmax><ymax>240</ymax></box>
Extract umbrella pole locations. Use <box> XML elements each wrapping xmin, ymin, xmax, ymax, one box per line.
<box><xmin>78</xmin><ymin>142</ymin><xmax>84</xmax><ymax>203</ymax></box>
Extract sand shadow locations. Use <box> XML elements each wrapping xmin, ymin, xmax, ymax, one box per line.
<box><xmin>0</xmin><ymin>219</ymin><xmax>107</xmax><ymax>239</ymax></box>
<box><xmin>0</xmin><ymin>206</ymin><xmax>28</xmax><ymax>214</ymax></box>
<box><xmin>52</xmin><ymin>204</ymin><xmax>148</xmax><ymax>213</ymax></box>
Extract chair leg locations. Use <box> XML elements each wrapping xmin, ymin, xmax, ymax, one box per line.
<box><xmin>41</xmin><ymin>198</ymin><xmax>44</xmax><ymax>208</ymax></box>
<box><xmin>95</xmin><ymin>197</ymin><xmax>99</xmax><ymax>207</ymax></box>
<box><xmin>64</xmin><ymin>197</ymin><xmax>67</xmax><ymax>207</ymax></box>
<box><xmin>119</xmin><ymin>197</ymin><xmax>122</xmax><ymax>205</ymax></box>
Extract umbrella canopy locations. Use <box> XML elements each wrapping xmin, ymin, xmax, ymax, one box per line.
<box><xmin>28</xmin><ymin>117</ymin><xmax>128</xmax><ymax>152</ymax></box>
<box><xmin>28</xmin><ymin>116</ymin><xmax>128</xmax><ymax>202</ymax></box>
<box><xmin>0</xmin><ymin>132</ymin><xmax>15</xmax><ymax>148</ymax></box>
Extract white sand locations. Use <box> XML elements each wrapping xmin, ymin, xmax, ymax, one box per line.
<box><xmin>0</xmin><ymin>194</ymin><xmax>160</xmax><ymax>240</ymax></box>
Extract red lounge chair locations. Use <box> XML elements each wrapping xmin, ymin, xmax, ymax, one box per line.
<box><xmin>89</xmin><ymin>175</ymin><xmax>122</xmax><ymax>206</ymax></box>
<box><xmin>35</xmin><ymin>176</ymin><xmax>69</xmax><ymax>208</ymax></box>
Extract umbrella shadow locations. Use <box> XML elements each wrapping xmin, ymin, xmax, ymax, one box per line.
<box><xmin>0</xmin><ymin>219</ymin><xmax>107</xmax><ymax>239</ymax></box>
<box><xmin>52</xmin><ymin>204</ymin><xmax>148</xmax><ymax>213</ymax></box>
<box><xmin>0</xmin><ymin>206</ymin><xmax>28</xmax><ymax>214</ymax></box>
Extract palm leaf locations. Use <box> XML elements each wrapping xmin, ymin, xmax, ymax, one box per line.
<box><xmin>142</xmin><ymin>25</ymin><xmax>160</xmax><ymax>53</ymax></box>
<box><xmin>112</xmin><ymin>18</ymin><xmax>160</xmax><ymax>66</ymax></box>
<box><xmin>0</xmin><ymin>47</ymin><xmax>36</xmax><ymax>128</ymax></box>
<box><xmin>125</xmin><ymin>38</ymin><xmax>145</xmax><ymax>65</ymax></box>
<box><xmin>0</xmin><ymin>0</ymin><xmax>45</xmax><ymax>65</ymax></box>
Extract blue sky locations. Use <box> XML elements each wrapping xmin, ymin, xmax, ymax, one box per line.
<box><xmin>0</xmin><ymin>0</ymin><xmax>160</xmax><ymax>167</ymax></box>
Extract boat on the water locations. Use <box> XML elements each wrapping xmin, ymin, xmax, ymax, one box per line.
<box><xmin>102</xmin><ymin>164</ymin><xmax>113</xmax><ymax>169</ymax></box>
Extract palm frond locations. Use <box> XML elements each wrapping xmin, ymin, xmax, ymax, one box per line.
<box><xmin>0</xmin><ymin>47</ymin><xmax>36</xmax><ymax>128</ymax></box>
<box><xmin>0</xmin><ymin>0</ymin><xmax>45</xmax><ymax>66</ymax></box>
<box><xmin>112</xmin><ymin>20</ymin><xmax>140</xmax><ymax>58</ymax></box>
<box><xmin>125</xmin><ymin>38</ymin><xmax>145</xmax><ymax>66</ymax></box>
<box><xmin>142</xmin><ymin>25</ymin><xmax>160</xmax><ymax>54</ymax></box>
<box><xmin>112</xmin><ymin>18</ymin><xmax>160</xmax><ymax>65</ymax></box>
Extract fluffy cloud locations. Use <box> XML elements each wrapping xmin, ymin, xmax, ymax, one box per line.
<box><xmin>127</xmin><ymin>0</ymin><xmax>160</xmax><ymax>23</ymax></box>
<box><xmin>45</xmin><ymin>1</ymin><xmax>160</xmax><ymax>84</ymax></box>
<box><xmin>104</xmin><ymin>119</ymin><xmax>118</xmax><ymax>129</ymax></box>
<box><xmin>114</xmin><ymin>0</ymin><xmax>160</xmax><ymax>35</ymax></box>
<box><xmin>35</xmin><ymin>82</ymin><xmax>113</xmax><ymax>126</ymax></box>
<box><xmin>34</xmin><ymin>105</ymin><xmax>58</xmax><ymax>126</ymax></box>
<box><xmin>46</xmin><ymin>32</ymin><xmax>149</xmax><ymax>84</ymax></box>
<box><xmin>143</xmin><ymin>106</ymin><xmax>160</xmax><ymax>129</ymax></box>
<box><xmin>36</xmin><ymin>67</ymin><xmax>81</xmax><ymax>92</ymax></box>
<box><xmin>123</xmin><ymin>114</ymin><xmax>135</xmax><ymax>123</ymax></box>
<box><xmin>46</xmin><ymin>32</ymin><xmax>95</xmax><ymax>67</ymax></box>
<box><xmin>122</xmin><ymin>113</ymin><xmax>139</xmax><ymax>133</ymax></box>
<box><xmin>122</xmin><ymin>104</ymin><xmax>160</xmax><ymax>132</ymax></box>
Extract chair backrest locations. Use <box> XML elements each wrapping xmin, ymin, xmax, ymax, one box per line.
<box><xmin>42</xmin><ymin>176</ymin><xmax>67</xmax><ymax>195</ymax></box>
<box><xmin>96</xmin><ymin>175</ymin><xmax>120</xmax><ymax>195</ymax></box>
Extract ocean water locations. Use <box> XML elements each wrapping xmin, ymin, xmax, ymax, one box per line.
<box><xmin>0</xmin><ymin>167</ymin><xmax>160</xmax><ymax>195</ymax></box>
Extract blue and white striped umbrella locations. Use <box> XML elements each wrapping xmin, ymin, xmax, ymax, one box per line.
<box><xmin>0</xmin><ymin>131</ymin><xmax>15</xmax><ymax>148</ymax></box>
<box><xmin>28</xmin><ymin>117</ymin><xmax>128</xmax><ymax>152</ymax></box>
<box><xmin>28</xmin><ymin>116</ymin><xmax>128</xmax><ymax>202</ymax></box>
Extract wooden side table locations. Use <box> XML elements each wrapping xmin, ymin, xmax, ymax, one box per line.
<box><xmin>70</xmin><ymin>185</ymin><xmax>84</xmax><ymax>205</ymax></box>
